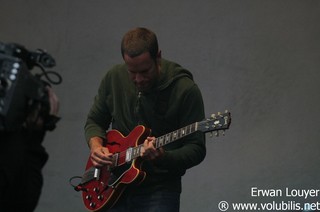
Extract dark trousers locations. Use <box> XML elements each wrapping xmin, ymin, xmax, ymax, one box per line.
<box><xmin>107</xmin><ymin>190</ymin><xmax>180</xmax><ymax>212</ymax></box>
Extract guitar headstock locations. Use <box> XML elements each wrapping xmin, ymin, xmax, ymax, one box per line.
<box><xmin>198</xmin><ymin>111</ymin><xmax>231</xmax><ymax>136</ymax></box>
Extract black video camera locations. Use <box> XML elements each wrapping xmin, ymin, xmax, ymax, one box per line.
<box><xmin>0</xmin><ymin>42</ymin><xmax>61</xmax><ymax>131</ymax></box>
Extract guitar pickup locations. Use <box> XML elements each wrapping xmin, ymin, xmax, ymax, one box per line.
<box><xmin>125</xmin><ymin>147</ymin><xmax>133</xmax><ymax>162</ymax></box>
<box><xmin>94</xmin><ymin>168</ymin><xmax>100</xmax><ymax>180</ymax></box>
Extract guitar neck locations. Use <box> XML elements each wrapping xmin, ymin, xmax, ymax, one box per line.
<box><xmin>154</xmin><ymin>122</ymin><xmax>198</xmax><ymax>148</ymax></box>
<box><xmin>113</xmin><ymin>111</ymin><xmax>230</xmax><ymax>167</ymax></box>
<box><xmin>126</xmin><ymin>122</ymin><xmax>198</xmax><ymax>161</ymax></box>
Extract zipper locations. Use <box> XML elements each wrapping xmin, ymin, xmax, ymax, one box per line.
<box><xmin>134</xmin><ymin>91</ymin><xmax>142</xmax><ymax>125</ymax></box>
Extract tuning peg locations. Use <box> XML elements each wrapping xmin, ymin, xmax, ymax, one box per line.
<box><xmin>225</xmin><ymin>110</ymin><xmax>229</xmax><ymax>113</ymax></box>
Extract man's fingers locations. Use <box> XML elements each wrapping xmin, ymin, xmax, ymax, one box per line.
<box><xmin>90</xmin><ymin>147</ymin><xmax>113</xmax><ymax>167</ymax></box>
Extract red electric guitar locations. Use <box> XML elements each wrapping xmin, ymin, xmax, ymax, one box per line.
<box><xmin>75</xmin><ymin>111</ymin><xmax>231</xmax><ymax>211</ymax></box>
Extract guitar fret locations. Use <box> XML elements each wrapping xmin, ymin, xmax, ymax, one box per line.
<box><xmin>168</xmin><ymin>133</ymin><xmax>172</xmax><ymax>142</ymax></box>
<box><xmin>172</xmin><ymin>131</ymin><xmax>177</xmax><ymax>140</ymax></box>
<box><xmin>191</xmin><ymin>123</ymin><xmax>195</xmax><ymax>133</ymax></box>
<box><xmin>156</xmin><ymin>136</ymin><xmax>164</xmax><ymax>148</ymax></box>
<box><xmin>165</xmin><ymin>134</ymin><xmax>170</xmax><ymax>144</ymax></box>
<box><xmin>181</xmin><ymin>128</ymin><xmax>185</xmax><ymax>136</ymax></box>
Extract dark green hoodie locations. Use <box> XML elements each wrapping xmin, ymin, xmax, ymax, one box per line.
<box><xmin>85</xmin><ymin>58</ymin><xmax>206</xmax><ymax>193</ymax></box>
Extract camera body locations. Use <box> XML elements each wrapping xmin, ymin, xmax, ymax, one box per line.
<box><xmin>0</xmin><ymin>42</ymin><xmax>57</xmax><ymax>131</ymax></box>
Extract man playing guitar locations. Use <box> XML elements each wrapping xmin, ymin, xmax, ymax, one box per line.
<box><xmin>84</xmin><ymin>27</ymin><xmax>206</xmax><ymax>212</ymax></box>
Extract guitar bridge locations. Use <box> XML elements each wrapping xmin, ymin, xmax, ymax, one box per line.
<box><xmin>81</xmin><ymin>167</ymin><xmax>100</xmax><ymax>184</ymax></box>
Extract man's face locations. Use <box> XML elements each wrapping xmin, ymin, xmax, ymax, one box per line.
<box><xmin>124</xmin><ymin>51</ymin><xmax>161</xmax><ymax>92</ymax></box>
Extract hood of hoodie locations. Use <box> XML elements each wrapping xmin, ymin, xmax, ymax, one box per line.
<box><xmin>154</xmin><ymin>58</ymin><xmax>194</xmax><ymax>91</ymax></box>
<box><xmin>109</xmin><ymin>58</ymin><xmax>194</xmax><ymax>95</ymax></box>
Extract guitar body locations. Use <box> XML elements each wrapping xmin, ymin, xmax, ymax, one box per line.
<box><xmin>76</xmin><ymin>111</ymin><xmax>231</xmax><ymax>211</ymax></box>
<box><xmin>82</xmin><ymin>125</ymin><xmax>151</xmax><ymax>211</ymax></box>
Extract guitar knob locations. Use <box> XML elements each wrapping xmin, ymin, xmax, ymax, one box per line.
<box><xmin>89</xmin><ymin>202</ymin><xmax>96</xmax><ymax>208</ymax></box>
<box><xmin>98</xmin><ymin>195</ymin><xmax>104</xmax><ymax>200</ymax></box>
<box><xmin>86</xmin><ymin>195</ymin><xmax>92</xmax><ymax>200</ymax></box>
<box><xmin>93</xmin><ymin>187</ymin><xmax>100</xmax><ymax>193</ymax></box>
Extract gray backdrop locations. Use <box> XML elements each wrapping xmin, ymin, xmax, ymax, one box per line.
<box><xmin>1</xmin><ymin>0</ymin><xmax>320</xmax><ymax>211</ymax></box>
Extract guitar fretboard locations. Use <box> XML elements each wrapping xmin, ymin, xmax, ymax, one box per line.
<box><xmin>154</xmin><ymin>122</ymin><xmax>197</xmax><ymax>148</ymax></box>
<box><xmin>123</xmin><ymin>122</ymin><xmax>198</xmax><ymax>162</ymax></box>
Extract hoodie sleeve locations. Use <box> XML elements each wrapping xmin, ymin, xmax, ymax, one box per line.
<box><xmin>84</xmin><ymin>74</ymin><xmax>112</xmax><ymax>143</ymax></box>
<box><xmin>154</xmin><ymin>83</ymin><xmax>206</xmax><ymax>173</ymax></box>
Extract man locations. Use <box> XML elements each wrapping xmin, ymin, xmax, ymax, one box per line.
<box><xmin>85</xmin><ymin>27</ymin><xmax>206</xmax><ymax>211</ymax></box>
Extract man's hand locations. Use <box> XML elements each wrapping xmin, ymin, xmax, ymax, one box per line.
<box><xmin>140</xmin><ymin>136</ymin><xmax>164</xmax><ymax>160</ymax></box>
<box><xmin>89</xmin><ymin>137</ymin><xmax>113</xmax><ymax>168</ymax></box>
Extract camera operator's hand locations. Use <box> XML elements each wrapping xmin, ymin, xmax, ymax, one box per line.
<box><xmin>24</xmin><ymin>86</ymin><xmax>60</xmax><ymax>131</ymax></box>
<box><xmin>44</xmin><ymin>86</ymin><xmax>60</xmax><ymax>131</ymax></box>
<box><xmin>47</xmin><ymin>86</ymin><xmax>59</xmax><ymax>116</ymax></box>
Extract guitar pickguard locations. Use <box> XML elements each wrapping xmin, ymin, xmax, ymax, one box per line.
<box><xmin>108</xmin><ymin>163</ymin><xmax>131</xmax><ymax>187</ymax></box>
